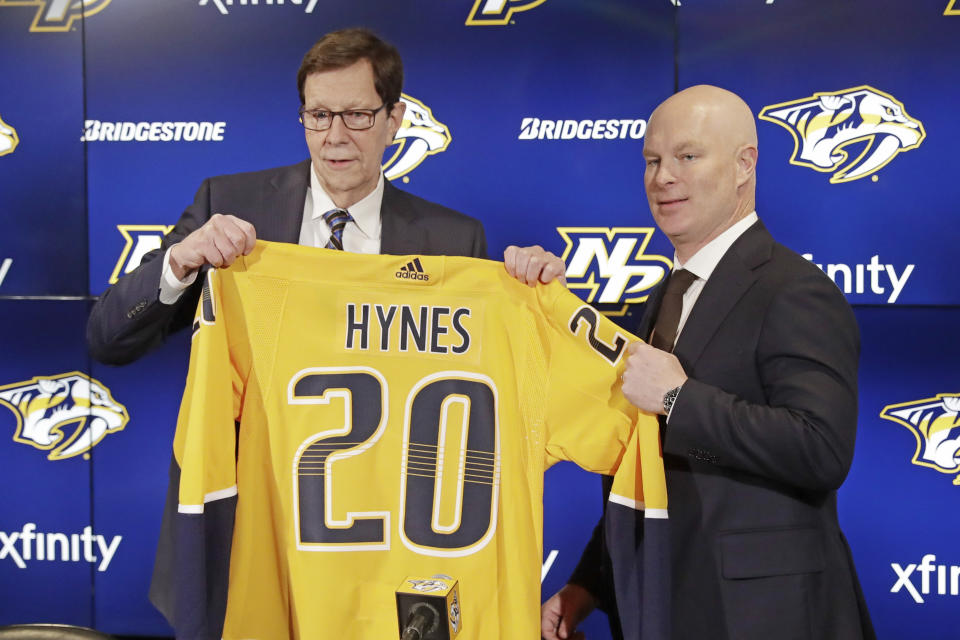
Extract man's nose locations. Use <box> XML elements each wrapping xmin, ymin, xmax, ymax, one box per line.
<box><xmin>654</xmin><ymin>163</ymin><xmax>676</xmax><ymax>186</ymax></box>
<box><xmin>325</xmin><ymin>114</ymin><xmax>351</xmax><ymax>142</ymax></box>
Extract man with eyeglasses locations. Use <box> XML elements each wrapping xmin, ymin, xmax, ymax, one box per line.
<box><xmin>87</xmin><ymin>27</ymin><xmax>561</xmax><ymax>365</ymax></box>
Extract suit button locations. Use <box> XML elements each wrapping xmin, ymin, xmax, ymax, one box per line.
<box><xmin>126</xmin><ymin>300</ymin><xmax>148</xmax><ymax>318</ymax></box>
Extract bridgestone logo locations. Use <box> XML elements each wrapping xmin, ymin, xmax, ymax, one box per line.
<box><xmin>82</xmin><ymin>120</ymin><xmax>226</xmax><ymax>142</ymax></box>
<box><xmin>519</xmin><ymin>118</ymin><xmax>646</xmax><ymax>141</ymax></box>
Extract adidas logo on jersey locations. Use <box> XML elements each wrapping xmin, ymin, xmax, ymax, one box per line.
<box><xmin>396</xmin><ymin>258</ymin><xmax>429</xmax><ymax>281</ymax></box>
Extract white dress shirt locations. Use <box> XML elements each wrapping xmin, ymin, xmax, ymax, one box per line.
<box><xmin>158</xmin><ymin>166</ymin><xmax>385</xmax><ymax>304</ymax></box>
<box><xmin>298</xmin><ymin>167</ymin><xmax>383</xmax><ymax>254</ymax></box>
<box><xmin>663</xmin><ymin>212</ymin><xmax>757</xmax><ymax>422</ymax></box>
<box><xmin>671</xmin><ymin>211</ymin><xmax>759</xmax><ymax>347</ymax></box>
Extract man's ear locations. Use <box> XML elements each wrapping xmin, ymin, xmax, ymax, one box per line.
<box><xmin>736</xmin><ymin>144</ymin><xmax>758</xmax><ymax>187</ymax></box>
<box><xmin>386</xmin><ymin>100</ymin><xmax>406</xmax><ymax>141</ymax></box>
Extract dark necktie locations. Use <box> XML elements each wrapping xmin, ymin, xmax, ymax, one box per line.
<box><xmin>322</xmin><ymin>208</ymin><xmax>352</xmax><ymax>250</ymax></box>
<box><xmin>650</xmin><ymin>269</ymin><xmax>698</xmax><ymax>352</ymax></box>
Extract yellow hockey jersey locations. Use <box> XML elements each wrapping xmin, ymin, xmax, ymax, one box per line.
<box><xmin>163</xmin><ymin>241</ymin><xmax>664</xmax><ymax>639</ymax></box>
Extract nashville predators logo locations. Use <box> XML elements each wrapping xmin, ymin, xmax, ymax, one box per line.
<box><xmin>0</xmin><ymin>372</ymin><xmax>129</xmax><ymax>460</ymax></box>
<box><xmin>880</xmin><ymin>393</ymin><xmax>960</xmax><ymax>485</ymax></box>
<box><xmin>407</xmin><ymin>578</ymin><xmax>449</xmax><ymax>593</ymax></box>
<box><xmin>466</xmin><ymin>0</ymin><xmax>548</xmax><ymax>25</ymax></box>
<box><xmin>559</xmin><ymin>227</ymin><xmax>672</xmax><ymax>316</ymax></box>
<box><xmin>383</xmin><ymin>94</ymin><xmax>451</xmax><ymax>182</ymax></box>
<box><xmin>946</xmin><ymin>0</ymin><xmax>960</xmax><ymax>15</ymax></box>
<box><xmin>759</xmin><ymin>86</ymin><xmax>925</xmax><ymax>184</ymax></box>
<box><xmin>109</xmin><ymin>225</ymin><xmax>174</xmax><ymax>284</ymax></box>
<box><xmin>0</xmin><ymin>0</ymin><xmax>112</xmax><ymax>32</ymax></box>
<box><xmin>0</xmin><ymin>114</ymin><xmax>19</xmax><ymax>157</ymax></box>
<box><xmin>449</xmin><ymin>590</ymin><xmax>461</xmax><ymax>632</ymax></box>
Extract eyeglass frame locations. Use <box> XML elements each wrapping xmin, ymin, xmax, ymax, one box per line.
<box><xmin>298</xmin><ymin>103</ymin><xmax>390</xmax><ymax>131</ymax></box>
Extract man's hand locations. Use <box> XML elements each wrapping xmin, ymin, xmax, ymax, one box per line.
<box><xmin>541</xmin><ymin>583</ymin><xmax>596</xmax><ymax>640</ymax></box>
<box><xmin>621</xmin><ymin>341</ymin><xmax>688</xmax><ymax>414</ymax></box>
<box><xmin>504</xmin><ymin>245</ymin><xmax>566</xmax><ymax>286</ymax></box>
<box><xmin>169</xmin><ymin>214</ymin><xmax>257</xmax><ymax>280</ymax></box>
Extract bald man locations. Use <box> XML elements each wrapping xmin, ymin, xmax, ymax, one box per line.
<box><xmin>542</xmin><ymin>86</ymin><xmax>875</xmax><ymax>640</ymax></box>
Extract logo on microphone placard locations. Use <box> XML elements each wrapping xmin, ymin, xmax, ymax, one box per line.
<box><xmin>558</xmin><ymin>227</ymin><xmax>672</xmax><ymax>316</ymax></box>
<box><xmin>449</xmin><ymin>589</ymin><xmax>461</xmax><ymax>632</ymax></box>
<box><xmin>383</xmin><ymin>94</ymin><xmax>451</xmax><ymax>183</ymax></box>
<box><xmin>0</xmin><ymin>372</ymin><xmax>129</xmax><ymax>460</ymax></box>
<box><xmin>0</xmin><ymin>114</ymin><xmax>19</xmax><ymax>156</ymax></box>
<box><xmin>759</xmin><ymin>86</ymin><xmax>925</xmax><ymax>184</ymax></box>
<box><xmin>880</xmin><ymin>393</ymin><xmax>960</xmax><ymax>485</ymax></box>
<box><xmin>466</xmin><ymin>0</ymin><xmax>549</xmax><ymax>25</ymax></box>
<box><xmin>0</xmin><ymin>0</ymin><xmax>112</xmax><ymax>32</ymax></box>
<box><xmin>946</xmin><ymin>0</ymin><xmax>960</xmax><ymax>15</ymax></box>
<box><xmin>109</xmin><ymin>225</ymin><xmax>174</xmax><ymax>284</ymax></box>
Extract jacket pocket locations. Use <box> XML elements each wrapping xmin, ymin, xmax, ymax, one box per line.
<box><xmin>717</xmin><ymin>528</ymin><xmax>823</xmax><ymax>640</ymax></box>
<box><xmin>720</xmin><ymin>527</ymin><xmax>825</xmax><ymax>579</ymax></box>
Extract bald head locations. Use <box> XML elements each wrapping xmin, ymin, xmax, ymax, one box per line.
<box><xmin>642</xmin><ymin>85</ymin><xmax>760</xmax><ymax>262</ymax></box>
<box><xmin>651</xmin><ymin>85</ymin><xmax>758</xmax><ymax>151</ymax></box>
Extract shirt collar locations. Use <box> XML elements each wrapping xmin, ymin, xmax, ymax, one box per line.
<box><xmin>309</xmin><ymin>167</ymin><xmax>384</xmax><ymax>240</ymax></box>
<box><xmin>674</xmin><ymin>211</ymin><xmax>759</xmax><ymax>280</ymax></box>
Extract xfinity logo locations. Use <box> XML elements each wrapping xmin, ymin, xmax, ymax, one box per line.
<box><xmin>519</xmin><ymin>118</ymin><xmax>646</xmax><ymax>141</ymax></box>
<box><xmin>891</xmin><ymin>554</ymin><xmax>960</xmax><ymax>603</ymax></box>
<box><xmin>199</xmin><ymin>0</ymin><xmax>318</xmax><ymax>14</ymax></box>
<box><xmin>802</xmin><ymin>253</ymin><xmax>914</xmax><ymax>304</ymax></box>
<box><xmin>0</xmin><ymin>523</ymin><xmax>121</xmax><ymax>572</ymax></box>
<box><xmin>541</xmin><ymin>549</ymin><xmax>558</xmax><ymax>583</ymax></box>
<box><xmin>0</xmin><ymin>258</ymin><xmax>11</xmax><ymax>287</ymax></box>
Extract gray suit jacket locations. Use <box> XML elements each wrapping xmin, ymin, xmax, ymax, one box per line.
<box><xmin>573</xmin><ymin>220</ymin><xmax>874</xmax><ymax>640</ymax></box>
<box><xmin>87</xmin><ymin>159</ymin><xmax>487</xmax><ymax>365</ymax></box>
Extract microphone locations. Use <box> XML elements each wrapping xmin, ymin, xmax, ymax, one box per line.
<box><xmin>396</xmin><ymin>575</ymin><xmax>462</xmax><ymax>639</ymax></box>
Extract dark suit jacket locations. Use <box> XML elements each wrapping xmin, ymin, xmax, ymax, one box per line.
<box><xmin>86</xmin><ymin>159</ymin><xmax>487</xmax><ymax>365</ymax></box>
<box><xmin>571</xmin><ymin>220</ymin><xmax>875</xmax><ymax>640</ymax></box>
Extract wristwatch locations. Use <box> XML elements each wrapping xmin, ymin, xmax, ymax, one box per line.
<box><xmin>662</xmin><ymin>384</ymin><xmax>683</xmax><ymax>416</ymax></box>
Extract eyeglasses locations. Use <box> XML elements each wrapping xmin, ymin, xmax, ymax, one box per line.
<box><xmin>298</xmin><ymin>103</ymin><xmax>388</xmax><ymax>131</ymax></box>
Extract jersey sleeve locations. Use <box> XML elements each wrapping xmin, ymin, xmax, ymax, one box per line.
<box><xmin>174</xmin><ymin>268</ymin><xmax>246</xmax><ymax>510</ymax></box>
<box><xmin>165</xmin><ymin>268</ymin><xmax>249</xmax><ymax>639</ymax></box>
<box><xmin>539</xmin><ymin>283</ymin><xmax>650</xmax><ymax>473</ymax></box>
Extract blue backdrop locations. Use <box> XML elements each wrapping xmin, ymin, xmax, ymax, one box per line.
<box><xmin>1</xmin><ymin>1</ymin><xmax>956</xmax><ymax>637</ymax></box>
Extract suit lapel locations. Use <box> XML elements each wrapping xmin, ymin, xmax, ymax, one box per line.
<box><xmin>379</xmin><ymin>179</ymin><xmax>423</xmax><ymax>255</ymax></box>
<box><xmin>637</xmin><ymin>276</ymin><xmax>669</xmax><ymax>341</ymax></box>
<box><xmin>258</xmin><ymin>159</ymin><xmax>311</xmax><ymax>243</ymax></box>
<box><xmin>673</xmin><ymin>221</ymin><xmax>774</xmax><ymax>367</ymax></box>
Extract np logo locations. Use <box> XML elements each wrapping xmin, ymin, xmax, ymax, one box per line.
<box><xmin>407</xmin><ymin>579</ymin><xmax>448</xmax><ymax>593</ymax></box>
<box><xmin>109</xmin><ymin>225</ymin><xmax>174</xmax><ymax>284</ymax></box>
<box><xmin>0</xmin><ymin>114</ymin><xmax>18</xmax><ymax>157</ymax></box>
<box><xmin>0</xmin><ymin>0</ymin><xmax>112</xmax><ymax>32</ymax></box>
<box><xmin>880</xmin><ymin>393</ymin><xmax>960</xmax><ymax>485</ymax></box>
<box><xmin>0</xmin><ymin>372</ymin><xmax>129</xmax><ymax>460</ymax></box>
<box><xmin>759</xmin><ymin>86</ymin><xmax>925</xmax><ymax>184</ymax></box>
<box><xmin>946</xmin><ymin>0</ymin><xmax>960</xmax><ymax>15</ymax></box>
<box><xmin>466</xmin><ymin>0</ymin><xmax>548</xmax><ymax>25</ymax></box>
<box><xmin>383</xmin><ymin>94</ymin><xmax>450</xmax><ymax>182</ymax></box>
<box><xmin>558</xmin><ymin>227</ymin><xmax>672</xmax><ymax>315</ymax></box>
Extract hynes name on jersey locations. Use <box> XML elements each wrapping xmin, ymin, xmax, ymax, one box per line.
<box><xmin>345</xmin><ymin>303</ymin><xmax>472</xmax><ymax>355</ymax></box>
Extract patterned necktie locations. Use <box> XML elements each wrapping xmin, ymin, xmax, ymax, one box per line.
<box><xmin>650</xmin><ymin>269</ymin><xmax>698</xmax><ymax>352</ymax></box>
<box><xmin>321</xmin><ymin>208</ymin><xmax>352</xmax><ymax>250</ymax></box>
